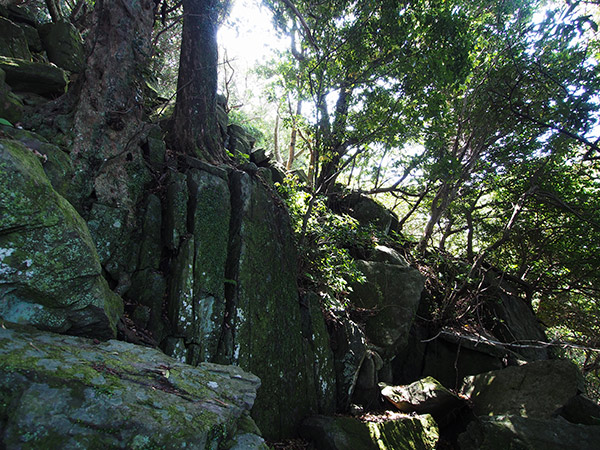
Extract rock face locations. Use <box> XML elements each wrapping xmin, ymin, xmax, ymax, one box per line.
<box><xmin>300</xmin><ymin>414</ymin><xmax>439</xmax><ymax>450</ymax></box>
<box><xmin>0</xmin><ymin>139</ymin><xmax>122</xmax><ymax>338</ymax></box>
<box><xmin>0</xmin><ymin>323</ymin><xmax>261</xmax><ymax>449</ymax></box>
<box><xmin>221</xmin><ymin>171</ymin><xmax>318</xmax><ymax>438</ymax></box>
<box><xmin>458</xmin><ymin>415</ymin><xmax>600</xmax><ymax>450</ymax></box>
<box><xmin>461</xmin><ymin>359</ymin><xmax>584</xmax><ymax>418</ymax></box>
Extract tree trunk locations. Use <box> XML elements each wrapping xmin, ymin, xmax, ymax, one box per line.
<box><xmin>170</xmin><ymin>0</ymin><xmax>223</xmax><ymax>163</ymax></box>
<box><xmin>286</xmin><ymin>98</ymin><xmax>302</xmax><ymax>170</ymax></box>
<box><xmin>70</xmin><ymin>0</ymin><xmax>155</xmax><ymax>215</ymax></box>
<box><xmin>45</xmin><ymin>0</ymin><xmax>64</xmax><ymax>22</ymax></box>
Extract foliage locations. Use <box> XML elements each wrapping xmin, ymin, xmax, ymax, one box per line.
<box><xmin>277</xmin><ymin>177</ymin><xmax>369</xmax><ymax>309</ymax></box>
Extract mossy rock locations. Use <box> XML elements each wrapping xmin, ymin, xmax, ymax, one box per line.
<box><xmin>0</xmin><ymin>55</ymin><xmax>67</xmax><ymax>96</ymax></box>
<box><xmin>38</xmin><ymin>21</ymin><xmax>85</xmax><ymax>73</ymax></box>
<box><xmin>0</xmin><ymin>139</ymin><xmax>122</xmax><ymax>338</ymax></box>
<box><xmin>0</xmin><ymin>323</ymin><xmax>261</xmax><ymax>449</ymax></box>
<box><xmin>225</xmin><ymin>171</ymin><xmax>317</xmax><ymax>439</ymax></box>
<box><xmin>0</xmin><ymin>68</ymin><xmax>22</xmax><ymax>123</ymax></box>
<box><xmin>0</xmin><ymin>16</ymin><xmax>31</xmax><ymax>60</ymax></box>
<box><xmin>300</xmin><ymin>414</ymin><xmax>439</xmax><ymax>450</ymax></box>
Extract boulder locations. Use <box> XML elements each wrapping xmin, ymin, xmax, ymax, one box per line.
<box><xmin>348</xmin><ymin>260</ymin><xmax>424</xmax><ymax>355</ymax></box>
<box><xmin>458</xmin><ymin>415</ymin><xmax>600</xmax><ymax>450</ymax></box>
<box><xmin>461</xmin><ymin>359</ymin><xmax>585</xmax><ymax>418</ymax></box>
<box><xmin>330</xmin><ymin>193</ymin><xmax>397</xmax><ymax>233</ymax></box>
<box><xmin>38</xmin><ymin>20</ymin><xmax>85</xmax><ymax>73</ymax></box>
<box><xmin>0</xmin><ymin>16</ymin><xmax>31</xmax><ymax>60</ymax></box>
<box><xmin>0</xmin><ymin>323</ymin><xmax>262</xmax><ymax>449</ymax></box>
<box><xmin>371</xmin><ymin>245</ymin><xmax>409</xmax><ymax>266</ymax></box>
<box><xmin>0</xmin><ymin>68</ymin><xmax>22</xmax><ymax>123</ymax></box>
<box><xmin>300</xmin><ymin>414</ymin><xmax>439</xmax><ymax>450</ymax></box>
<box><xmin>381</xmin><ymin>376</ymin><xmax>465</xmax><ymax>419</ymax></box>
<box><xmin>227</xmin><ymin>123</ymin><xmax>255</xmax><ymax>155</ymax></box>
<box><xmin>482</xmin><ymin>273</ymin><xmax>549</xmax><ymax>361</ymax></box>
<box><xmin>559</xmin><ymin>394</ymin><xmax>600</xmax><ymax>426</ymax></box>
<box><xmin>0</xmin><ymin>55</ymin><xmax>67</xmax><ymax>95</ymax></box>
<box><xmin>0</xmin><ymin>139</ymin><xmax>122</xmax><ymax>338</ymax></box>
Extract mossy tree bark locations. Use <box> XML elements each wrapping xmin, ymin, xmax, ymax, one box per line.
<box><xmin>70</xmin><ymin>0</ymin><xmax>154</xmax><ymax>214</ymax></box>
<box><xmin>170</xmin><ymin>0</ymin><xmax>224</xmax><ymax>163</ymax></box>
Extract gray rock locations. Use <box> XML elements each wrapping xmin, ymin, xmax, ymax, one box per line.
<box><xmin>0</xmin><ymin>68</ymin><xmax>22</xmax><ymax>123</ymax></box>
<box><xmin>300</xmin><ymin>414</ymin><xmax>439</xmax><ymax>450</ymax></box>
<box><xmin>0</xmin><ymin>55</ymin><xmax>67</xmax><ymax>95</ymax></box>
<box><xmin>348</xmin><ymin>260</ymin><xmax>424</xmax><ymax>355</ymax></box>
<box><xmin>371</xmin><ymin>245</ymin><xmax>409</xmax><ymax>266</ymax></box>
<box><xmin>38</xmin><ymin>20</ymin><xmax>85</xmax><ymax>73</ymax></box>
<box><xmin>461</xmin><ymin>359</ymin><xmax>585</xmax><ymax>418</ymax></box>
<box><xmin>332</xmin><ymin>317</ymin><xmax>368</xmax><ymax>410</ymax></box>
<box><xmin>0</xmin><ymin>16</ymin><xmax>31</xmax><ymax>60</ymax></box>
<box><xmin>164</xmin><ymin>171</ymin><xmax>188</xmax><ymax>251</ymax></box>
<box><xmin>0</xmin><ymin>323</ymin><xmax>261</xmax><ymax>449</ymax></box>
<box><xmin>559</xmin><ymin>394</ymin><xmax>600</xmax><ymax>426</ymax></box>
<box><xmin>380</xmin><ymin>376</ymin><xmax>465</xmax><ymax>419</ymax></box>
<box><xmin>458</xmin><ymin>415</ymin><xmax>600</xmax><ymax>450</ymax></box>
<box><xmin>0</xmin><ymin>139</ymin><xmax>122</xmax><ymax>338</ymax></box>
<box><xmin>222</xmin><ymin>171</ymin><xmax>317</xmax><ymax>439</ymax></box>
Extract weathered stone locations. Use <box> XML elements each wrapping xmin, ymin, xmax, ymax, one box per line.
<box><xmin>0</xmin><ymin>68</ymin><xmax>22</xmax><ymax>123</ymax></box>
<box><xmin>38</xmin><ymin>20</ymin><xmax>85</xmax><ymax>72</ymax></box>
<box><xmin>185</xmin><ymin>168</ymin><xmax>230</xmax><ymax>363</ymax></box>
<box><xmin>381</xmin><ymin>376</ymin><xmax>465</xmax><ymax>419</ymax></box>
<box><xmin>223</xmin><ymin>171</ymin><xmax>316</xmax><ymax>439</ymax></box>
<box><xmin>0</xmin><ymin>323</ymin><xmax>261</xmax><ymax>449</ymax></box>
<box><xmin>300</xmin><ymin>414</ymin><xmax>439</xmax><ymax>450</ymax></box>
<box><xmin>301</xmin><ymin>293</ymin><xmax>337</xmax><ymax>415</ymax></box>
<box><xmin>483</xmin><ymin>272</ymin><xmax>549</xmax><ymax>361</ymax></box>
<box><xmin>348</xmin><ymin>260</ymin><xmax>424</xmax><ymax>355</ymax></box>
<box><xmin>87</xmin><ymin>203</ymin><xmax>137</xmax><ymax>278</ymax></box>
<box><xmin>458</xmin><ymin>415</ymin><xmax>600</xmax><ymax>450</ymax></box>
<box><xmin>332</xmin><ymin>317</ymin><xmax>368</xmax><ymax>411</ymax></box>
<box><xmin>128</xmin><ymin>268</ymin><xmax>167</xmax><ymax>340</ymax></box>
<box><xmin>332</xmin><ymin>193</ymin><xmax>396</xmax><ymax>233</ymax></box>
<box><xmin>164</xmin><ymin>171</ymin><xmax>188</xmax><ymax>251</ymax></box>
<box><xmin>559</xmin><ymin>394</ymin><xmax>600</xmax><ymax>426</ymax></box>
<box><xmin>167</xmin><ymin>236</ymin><xmax>195</xmax><ymax>346</ymax></box>
<box><xmin>137</xmin><ymin>194</ymin><xmax>162</xmax><ymax>271</ymax></box>
<box><xmin>0</xmin><ymin>139</ymin><xmax>122</xmax><ymax>338</ymax></box>
<box><xmin>227</xmin><ymin>123</ymin><xmax>255</xmax><ymax>155</ymax></box>
<box><xmin>461</xmin><ymin>359</ymin><xmax>585</xmax><ymax>419</ymax></box>
<box><xmin>0</xmin><ymin>16</ymin><xmax>31</xmax><ymax>60</ymax></box>
<box><xmin>0</xmin><ymin>126</ymin><xmax>74</xmax><ymax>199</ymax></box>
<box><xmin>0</xmin><ymin>55</ymin><xmax>67</xmax><ymax>95</ymax></box>
<box><xmin>371</xmin><ymin>245</ymin><xmax>409</xmax><ymax>266</ymax></box>
<box><xmin>20</xmin><ymin>23</ymin><xmax>42</xmax><ymax>53</ymax></box>
<box><xmin>409</xmin><ymin>329</ymin><xmax>510</xmax><ymax>389</ymax></box>
<box><xmin>250</xmin><ymin>147</ymin><xmax>270</xmax><ymax>165</ymax></box>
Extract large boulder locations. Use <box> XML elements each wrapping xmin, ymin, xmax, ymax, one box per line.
<box><xmin>0</xmin><ymin>139</ymin><xmax>122</xmax><ymax>338</ymax></box>
<box><xmin>300</xmin><ymin>414</ymin><xmax>439</xmax><ymax>450</ymax></box>
<box><xmin>38</xmin><ymin>20</ymin><xmax>85</xmax><ymax>73</ymax></box>
<box><xmin>0</xmin><ymin>56</ymin><xmax>67</xmax><ymax>95</ymax></box>
<box><xmin>348</xmin><ymin>260</ymin><xmax>424</xmax><ymax>355</ymax></box>
<box><xmin>461</xmin><ymin>359</ymin><xmax>585</xmax><ymax>419</ymax></box>
<box><xmin>0</xmin><ymin>68</ymin><xmax>22</xmax><ymax>123</ymax></box>
<box><xmin>0</xmin><ymin>323</ymin><xmax>262</xmax><ymax>449</ymax></box>
<box><xmin>458</xmin><ymin>415</ymin><xmax>600</xmax><ymax>450</ymax></box>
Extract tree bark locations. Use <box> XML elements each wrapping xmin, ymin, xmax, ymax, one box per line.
<box><xmin>170</xmin><ymin>0</ymin><xmax>223</xmax><ymax>163</ymax></box>
<box><xmin>70</xmin><ymin>0</ymin><xmax>155</xmax><ymax>215</ymax></box>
